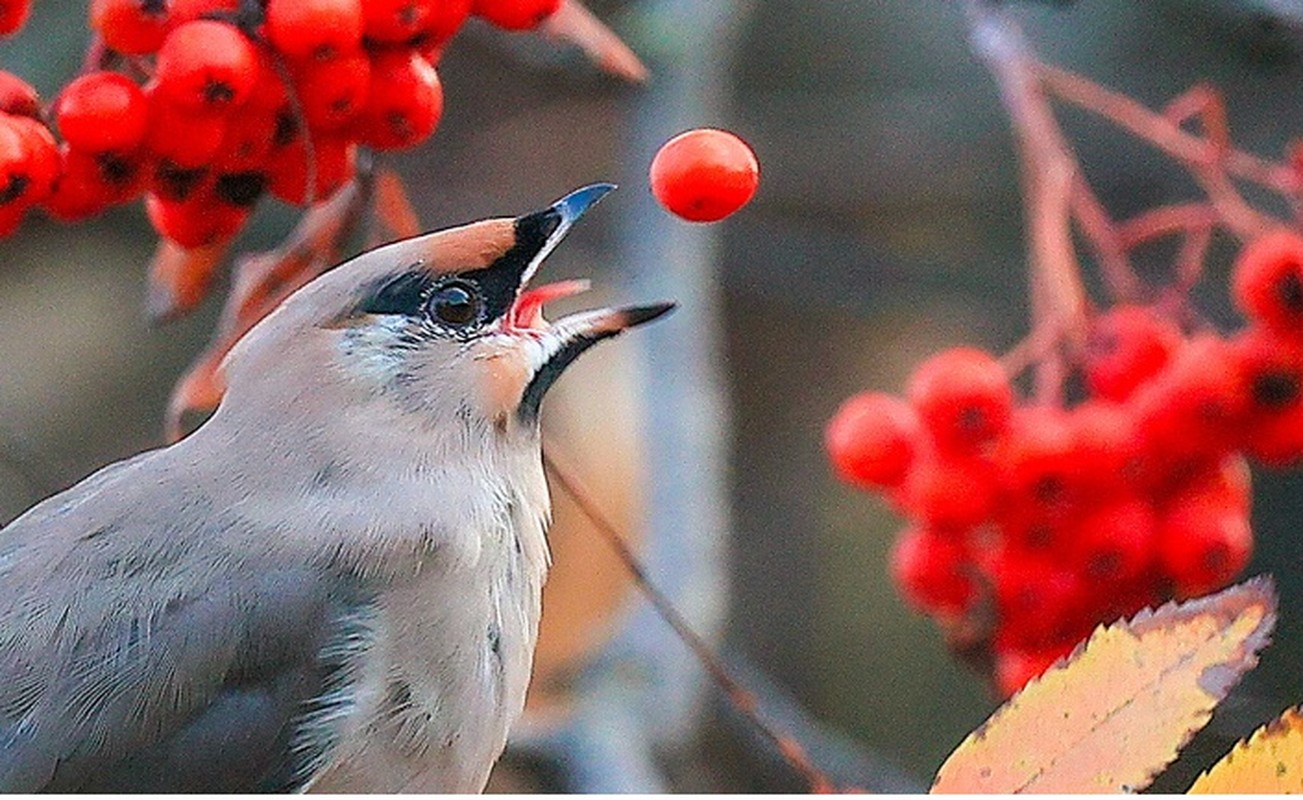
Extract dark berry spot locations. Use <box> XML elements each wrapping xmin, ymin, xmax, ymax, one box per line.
<box><xmin>154</xmin><ymin>161</ymin><xmax>207</xmax><ymax>201</ymax></box>
<box><xmin>1276</xmin><ymin>270</ymin><xmax>1303</xmax><ymax>313</ymax></box>
<box><xmin>0</xmin><ymin>173</ymin><xmax>29</xmax><ymax>205</ymax></box>
<box><xmin>956</xmin><ymin>405</ymin><xmax>988</xmax><ymax>437</ymax></box>
<box><xmin>1032</xmin><ymin>475</ymin><xmax>1066</xmax><ymax>505</ymax></box>
<box><xmin>97</xmin><ymin>153</ymin><xmax>137</xmax><ymax>186</ymax></box>
<box><xmin>1252</xmin><ymin>368</ymin><xmax>1300</xmax><ymax>410</ymax></box>
<box><xmin>202</xmin><ymin>78</ymin><xmax>236</xmax><ymax>105</ymax></box>
<box><xmin>273</xmin><ymin>109</ymin><xmax>300</xmax><ymax>147</ymax></box>
<box><xmin>386</xmin><ymin>110</ymin><xmax>414</xmax><ymax>141</ymax></box>
<box><xmin>215</xmin><ymin>171</ymin><xmax>268</xmax><ymax>207</ymax></box>
<box><xmin>1201</xmin><ymin>543</ymin><xmax>1230</xmax><ymax>573</ymax></box>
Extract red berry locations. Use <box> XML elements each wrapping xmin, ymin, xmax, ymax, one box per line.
<box><xmin>156</xmin><ymin>21</ymin><xmax>257</xmax><ymax>110</ymax></box>
<box><xmin>0</xmin><ymin>70</ymin><xmax>40</xmax><ymax>118</ymax></box>
<box><xmin>907</xmin><ymin>346</ymin><xmax>1013</xmax><ymax>454</ymax></box>
<box><xmin>1247</xmin><ymin>401</ymin><xmax>1303</xmax><ymax>467</ymax></box>
<box><xmin>992</xmin><ymin>552</ymin><xmax>1085</xmax><ymax>647</ymax></box>
<box><xmin>43</xmin><ymin>157</ymin><xmax>112</xmax><ymax>222</ymax></box>
<box><xmin>91</xmin><ymin>0</ymin><xmax>170</xmax><ymax>54</ymax></box>
<box><xmin>150</xmin><ymin>159</ymin><xmax>209</xmax><ymax>202</ymax></box>
<box><xmin>0</xmin><ymin>0</ymin><xmax>31</xmax><ymax>36</ymax></box>
<box><xmin>146</xmin><ymin>189</ymin><xmax>247</xmax><ymax>248</ymax></box>
<box><xmin>357</xmin><ymin>51</ymin><xmax>442</xmax><ymax>150</ymax></box>
<box><xmin>56</xmin><ymin>72</ymin><xmax>149</xmax><ymax>154</ymax></box>
<box><xmin>166</xmin><ymin>0</ymin><xmax>239</xmax><ymax>27</ymax></box>
<box><xmin>1157</xmin><ymin>487</ymin><xmax>1252</xmax><ymax>598</ymax></box>
<box><xmin>1230</xmin><ymin>326</ymin><xmax>1303</xmax><ymax>416</ymax></box>
<box><xmin>1071</xmin><ymin>498</ymin><xmax>1156</xmax><ymax>583</ymax></box>
<box><xmin>363</xmin><ymin>0</ymin><xmax>432</xmax><ymax>42</ymax></box>
<box><xmin>1227</xmin><ymin>328</ymin><xmax>1303</xmax><ymax>466</ymax></box>
<box><xmin>996</xmin><ymin>405</ymin><xmax>1081</xmax><ymax>518</ymax></box>
<box><xmin>825</xmin><ymin>391</ymin><xmax>920</xmax><ymax>489</ymax></box>
<box><xmin>59</xmin><ymin>145</ymin><xmax>146</xmax><ymax>207</ymax></box>
<box><xmin>1233</xmin><ymin>230</ymin><xmax>1303</xmax><ymax>334</ymax></box>
<box><xmin>901</xmin><ymin>450</ymin><xmax>999</xmax><ymax>531</ymax></box>
<box><xmin>0</xmin><ymin>116</ymin><xmax>60</xmax><ymax>206</ymax></box>
<box><xmin>267</xmin><ymin>133</ymin><xmax>355</xmax><ymax>205</ymax></box>
<box><xmin>472</xmin><ymin>0</ymin><xmax>559</xmax><ymax>30</ymax></box>
<box><xmin>890</xmin><ymin>527</ymin><xmax>976</xmax><ymax>617</ymax></box>
<box><xmin>265</xmin><ymin>0</ymin><xmax>363</xmax><ymax>61</ymax></box>
<box><xmin>997</xmin><ymin>503</ymin><xmax>1071</xmax><ymax>553</ymax></box>
<box><xmin>424</xmin><ymin>0</ymin><xmax>472</xmax><ymax>47</ymax></box>
<box><xmin>650</xmin><ymin>128</ymin><xmax>759</xmax><ymax>223</ymax></box>
<box><xmin>1084</xmin><ymin>305</ymin><xmax>1182</xmax><ymax>402</ymax></box>
<box><xmin>294</xmin><ymin>52</ymin><xmax>370</xmax><ymax>131</ymax></box>
<box><xmin>994</xmin><ymin>643</ymin><xmax>1071</xmax><ymax>698</ymax></box>
<box><xmin>144</xmin><ymin>87</ymin><xmax>228</xmax><ymax>167</ymax></box>
<box><xmin>212</xmin><ymin>108</ymin><xmax>278</xmax><ymax>172</ymax></box>
<box><xmin>0</xmin><ymin>119</ymin><xmax>36</xmax><ymax>216</ymax></box>
<box><xmin>245</xmin><ymin>49</ymin><xmax>292</xmax><ymax>113</ymax></box>
<box><xmin>1131</xmin><ymin>334</ymin><xmax>1248</xmax><ymax>469</ymax></box>
<box><xmin>1070</xmin><ymin>400</ymin><xmax>1145</xmax><ymax>494</ymax></box>
<box><xmin>10</xmin><ymin>116</ymin><xmax>59</xmax><ymax>204</ymax></box>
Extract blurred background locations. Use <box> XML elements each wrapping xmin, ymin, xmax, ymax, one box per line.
<box><xmin>2</xmin><ymin>0</ymin><xmax>1302</xmax><ymax>792</ymax></box>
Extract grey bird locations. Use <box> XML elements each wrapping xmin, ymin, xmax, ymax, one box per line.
<box><xmin>0</xmin><ymin>184</ymin><xmax>672</xmax><ymax>792</ymax></box>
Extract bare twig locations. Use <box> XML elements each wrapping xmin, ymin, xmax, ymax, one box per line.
<box><xmin>1038</xmin><ymin>62</ymin><xmax>1300</xmax><ymax>200</ymax></box>
<box><xmin>1174</xmin><ymin>224</ymin><xmax>1214</xmax><ymax>293</ymax></box>
<box><xmin>1069</xmin><ymin>176</ymin><xmax>1140</xmax><ymax>301</ymax></box>
<box><xmin>1117</xmin><ymin>202</ymin><xmax>1220</xmax><ymax>248</ymax></box>
<box><xmin>967</xmin><ymin>2</ymin><xmax>1091</xmax><ymax>403</ymax></box>
<box><xmin>542</xmin><ymin>444</ymin><xmax>837</xmax><ymax>794</ymax></box>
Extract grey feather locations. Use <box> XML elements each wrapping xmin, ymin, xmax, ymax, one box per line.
<box><xmin>0</xmin><ymin>446</ymin><xmax>373</xmax><ymax>792</ymax></box>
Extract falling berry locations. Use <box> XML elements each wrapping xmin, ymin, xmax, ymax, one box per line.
<box><xmin>650</xmin><ymin>128</ymin><xmax>759</xmax><ymax>223</ymax></box>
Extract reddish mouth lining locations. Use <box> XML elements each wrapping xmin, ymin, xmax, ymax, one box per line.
<box><xmin>508</xmin><ymin>279</ymin><xmax>591</xmax><ymax>330</ymax></box>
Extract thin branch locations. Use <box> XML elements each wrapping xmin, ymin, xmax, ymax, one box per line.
<box><xmin>1037</xmin><ymin>62</ymin><xmax>1300</xmax><ymax>200</ymax></box>
<box><xmin>1069</xmin><ymin>176</ymin><xmax>1140</xmax><ymax>301</ymax></box>
<box><xmin>1174</xmin><ymin>224</ymin><xmax>1214</xmax><ymax>293</ymax></box>
<box><xmin>999</xmin><ymin>322</ymin><xmax>1065</xmax><ymax>380</ymax></box>
<box><xmin>967</xmin><ymin>2</ymin><xmax>1091</xmax><ymax>404</ymax></box>
<box><xmin>541</xmin><ymin>444</ymin><xmax>837</xmax><ymax>794</ymax></box>
<box><xmin>1117</xmin><ymin>203</ymin><xmax>1220</xmax><ymax>248</ymax></box>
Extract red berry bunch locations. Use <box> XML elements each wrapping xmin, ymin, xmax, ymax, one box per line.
<box><xmin>0</xmin><ymin>0</ymin><xmax>563</xmax><ymax>248</ymax></box>
<box><xmin>827</xmin><ymin>230</ymin><xmax>1303</xmax><ymax>696</ymax></box>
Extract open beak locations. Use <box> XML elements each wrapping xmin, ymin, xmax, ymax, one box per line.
<box><xmin>509</xmin><ymin>184</ymin><xmax>676</xmax><ymax>420</ymax></box>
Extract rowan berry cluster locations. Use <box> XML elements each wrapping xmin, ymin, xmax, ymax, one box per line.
<box><xmin>0</xmin><ymin>0</ymin><xmax>561</xmax><ymax>246</ymax></box>
<box><xmin>827</xmin><ymin>230</ymin><xmax>1303</xmax><ymax>696</ymax></box>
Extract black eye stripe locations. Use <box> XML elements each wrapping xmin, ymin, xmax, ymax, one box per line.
<box><xmin>358</xmin><ymin>266</ymin><xmax>438</xmax><ymax>317</ymax></box>
<box><xmin>351</xmin><ymin>209</ymin><xmax>563</xmax><ymax>324</ymax></box>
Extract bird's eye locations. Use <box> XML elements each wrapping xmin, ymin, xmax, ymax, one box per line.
<box><xmin>427</xmin><ymin>282</ymin><xmax>481</xmax><ymax>328</ymax></box>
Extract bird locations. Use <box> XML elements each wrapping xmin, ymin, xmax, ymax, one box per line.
<box><xmin>0</xmin><ymin>183</ymin><xmax>673</xmax><ymax>792</ymax></box>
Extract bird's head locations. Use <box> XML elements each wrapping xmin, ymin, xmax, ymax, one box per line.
<box><xmin>221</xmin><ymin>184</ymin><xmax>673</xmax><ymax>439</ymax></box>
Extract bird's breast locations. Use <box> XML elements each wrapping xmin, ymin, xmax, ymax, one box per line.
<box><xmin>307</xmin><ymin>480</ymin><xmax>549</xmax><ymax>794</ymax></box>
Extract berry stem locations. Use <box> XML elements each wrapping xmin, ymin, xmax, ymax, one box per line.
<box><xmin>80</xmin><ymin>33</ymin><xmax>112</xmax><ymax>75</ymax></box>
<box><xmin>1117</xmin><ymin>202</ymin><xmax>1220</xmax><ymax>248</ymax></box>
<box><xmin>1069</xmin><ymin>175</ymin><xmax>1140</xmax><ymax>302</ymax></box>
<box><xmin>1037</xmin><ymin>62</ymin><xmax>1297</xmax><ymax>228</ymax></box>
<box><xmin>967</xmin><ymin>1</ymin><xmax>1091</xmax><ymax>402</ymax></box>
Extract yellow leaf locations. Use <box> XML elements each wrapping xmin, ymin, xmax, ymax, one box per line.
<box><xmin>931</xmin><ymin>578</ymin><xmax>1277</xmax><ymax>794</ymax></box>
<box><xmin>1189</xmin><ymin>706</ymin><xmax>1303</xmax><ymax>793</ymax></box>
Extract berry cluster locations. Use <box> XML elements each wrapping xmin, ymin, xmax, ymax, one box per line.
<box><xmin>0</xmin><ymin>0</ymin><xmax>561</xmax><ymax>246</ymax></box>
<box><xmin>826</xmin><ymin>230</ymin><xmax>1303</xmax><ymax>696</ymax></box>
